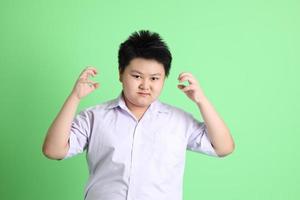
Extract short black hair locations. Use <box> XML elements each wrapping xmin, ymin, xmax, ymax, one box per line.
<box><xmin>118</xmin><ymin>30</ymin><xmax>172</xmax><ymax>77</ymax></box>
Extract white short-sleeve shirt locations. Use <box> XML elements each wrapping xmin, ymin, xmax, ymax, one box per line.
<box><xmin>62</xmin><ymin>91</ymin><xmax>220</xmax><ymax>200</ymax></box>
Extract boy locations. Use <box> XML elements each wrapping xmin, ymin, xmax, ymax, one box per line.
<box><xmin>42</xmin><ymin>30</ymin><xmax>235</xmax><ymax>200</ymax></box>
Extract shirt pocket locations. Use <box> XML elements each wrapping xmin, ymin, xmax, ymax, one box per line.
<box><xmin>154</xmin><ymin>131</ymin><xmax>186</xmax><ymax>168</ymax></box>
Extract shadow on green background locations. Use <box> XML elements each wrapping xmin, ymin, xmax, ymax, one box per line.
<box><xmin>0</xmin><ymin>0</ymin><xmax>299</xmax><ymax>199</ymax></box>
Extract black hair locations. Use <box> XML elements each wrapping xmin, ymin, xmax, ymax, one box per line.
<box><xmin>118</xmin><ymin>30</ymin><xmax>172</xmax><ymax>77</ymax></box>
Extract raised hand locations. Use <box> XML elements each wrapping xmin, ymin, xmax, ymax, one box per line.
<box><xmin>71</xmin><ymin>66</ymin><xmax>100</xmax><ymax>100</ymax></box>
<box><xmin>177</xmin><ymin>72</ymin><xmax>206</xmax><ymax>104</ymax></box>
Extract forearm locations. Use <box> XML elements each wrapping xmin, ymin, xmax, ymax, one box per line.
<box><xmin>42</xmin><ymin>93</ymin><xmax>80</xmax><ymax>159</ymax></box>
<box><xmin>196</xmin><ymin>96</ymin><xmax>235</xmax><ymax>157</ymax></box>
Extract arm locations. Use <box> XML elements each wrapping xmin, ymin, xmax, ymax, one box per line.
<box><xmin>42</xmin><ymin>94</ymin><xmax>80</xmax><ymax>160</ymax></box>
<box><xmin>177</xmin><ymin>72</ymin><xmax>235</xmax><ymax>157</ymax></box>
<box><xmin>42</xmin><ymin>67</ymin><xmax>99</xmax><ymax>160</ymax></box>
<box><xmin>196</xmin><ymin>96</ymin><xmax>234</xmax><ymax>157</ymax></box>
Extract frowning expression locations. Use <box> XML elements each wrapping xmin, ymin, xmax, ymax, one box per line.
<box><xmin>119</xmin><ymin>58</ymin><xmax>166</xmax><ymax>110</ymax></box>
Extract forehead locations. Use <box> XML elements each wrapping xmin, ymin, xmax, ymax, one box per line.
<box><xmin>126</xmin><ymin>58</ymin><xmax>165</xmax><ymax>75</ymax></box>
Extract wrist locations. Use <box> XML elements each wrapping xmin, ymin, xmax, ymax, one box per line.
<box><xmin>195</xmin><ymin>95</ymin><xmax>209</xmax><ymax>107</ymax></box>
<box><xmin>68</xmin><ymin>92</ymin><xmax>81</xmax><ymax>102</ymax></box>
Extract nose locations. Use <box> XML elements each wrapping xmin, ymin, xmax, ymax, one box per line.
<box><xmin>139</xmin><ymin>79</ymin><xmax>150</xmax><ymax>91</ymax></box>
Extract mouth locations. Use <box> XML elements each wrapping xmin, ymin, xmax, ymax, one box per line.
<box><xmin>138</xmin><ymin>92</ymin><xmax>150</xmax><ymax>96</ymax></box>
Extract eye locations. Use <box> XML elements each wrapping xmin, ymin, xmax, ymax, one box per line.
<box><xmin>151</xmin><ymin>77</ymin><xmax>159</xmax><ymax>81</ymax></box>
<box><xmin>132</xmin><ymin>75</ymin><xmax>141</xmax><ymax>79</ymax></box>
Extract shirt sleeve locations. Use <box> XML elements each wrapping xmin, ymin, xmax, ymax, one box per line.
<box><xmin>62</xmin><ymin>109</ymin><xmax>91</xmax><ymax>160</ymax></box>
<box><xmin>186</xmin><ymin>113</ymin><xmax>220</xmax><ymax>157</ymax></box>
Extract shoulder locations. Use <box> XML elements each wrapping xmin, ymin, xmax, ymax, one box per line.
<box><xmin>76</xmin><ymin>98</ymin><xmax>117</xmax><ymax>116</ymax></box>
<box><xmin>157</xmin><ymin>100</ymin><xmax>194</xmax><ymax>119</ymax></box>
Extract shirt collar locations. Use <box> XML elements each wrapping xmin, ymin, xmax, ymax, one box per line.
<box><xmin>106</xmin><ymin>91</ymin><xmax>169</xmax><ymax>114</ymax></box>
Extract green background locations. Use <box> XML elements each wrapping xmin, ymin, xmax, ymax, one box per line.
<box><xmin>1</xmin><ymin>0</ymin><xmax>299</xmax><ymax>199</ymax></box>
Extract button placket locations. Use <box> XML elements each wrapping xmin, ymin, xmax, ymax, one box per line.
<box><xmin>126</xmin><ymin>121</ymin><xmax>139</xmax><ymax>200</ymax></box>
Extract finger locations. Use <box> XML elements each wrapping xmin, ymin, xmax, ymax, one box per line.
<box><xmin>81</xmin><ymin>79</ymin><xmax>97</xmax><ymax>85</ymax></box>
<box><xmin>178</xmin><ymin>75</ymin><xmax>196</xmax><ymax>85</ymax></box>
<box><xmin>181</xmin><ymin>85</ymin><xmax>194</xmax><ymax>92</ymax></box>
<box><xmin>178</xmin><ymin>84</ymin><xmax>194</xmax><ymax>92</ymax></box>
<box><xmin>85</xmin><ymin>80</ymin><xmax>100</xmax><ymax>89</ymax></box>
<box><xmin>84</xmin><ymin>66</ymin><xmax>98</xmax><ymax>76</ymax></box>
<box><xmin>80</xmin><ymin>69</ymin><xmax>98</xmax><ymax>80</ymax></box>
<box><xmin>91</xmin><ymin>82</ymin><xmax>100</xmax><ymax>89</ymax></box>
<box><xmin>177</xmin><ymin>72</ymin><xmax>193</xmax><ymax>80</ymax></box>
<box><xmin>79</xmin><ymin>66</ymin><xmax>98</xmax><ymax>78</ymax></box>
<box><xmin>177</xmin><ymin>84</ymin><xmax>185</xmax><ymax>89</ymax></box>
<box><xmin>93</xmin><ymin>82</ymin><xmax>100</xmax><ymax>89</ymax></box>
<box><xmin>79</xmin><ymin>70</ymin><xmax>96</xmax><ymax>79</ymax></box>
<box><xmin>84</xmin><ymin>66</ymin><xmax>98</xmax><ymax>73</ymax></box>
<box><xmin>178</xmin><ymin>72</ymin><xmax>194</xmax><ymax>81</ymax></box>
<box><xmin>80</xmin><ymin>66</ymin><xmax>97</xmax><ymax>74</ymax></box>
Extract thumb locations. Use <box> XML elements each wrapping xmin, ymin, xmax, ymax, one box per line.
<box><xmin>177</xmin><ymin>84</ymin><xmax>185</xmax><ymax>89</ymax></box>
<box><xmin>93</xmin><ymin>82</ymin><xmax>100</xmax><ymax>89</ymax></box>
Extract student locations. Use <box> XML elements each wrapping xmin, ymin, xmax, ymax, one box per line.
<box><xmin>42</xmin><ymin>30</ymin><xmax>235</xmax><ymax>200</ymax></box>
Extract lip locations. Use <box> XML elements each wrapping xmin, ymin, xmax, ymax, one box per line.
<box><xmin>138</xmin><ymin>92</ymin><xmax>150</xmax><ymax>96</ymax></box>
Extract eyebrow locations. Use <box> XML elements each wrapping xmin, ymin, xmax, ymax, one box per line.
<box><xmin>130</xmin><ymin>70</ymin><xmax>162</xmax><ymax>76</ymax></box>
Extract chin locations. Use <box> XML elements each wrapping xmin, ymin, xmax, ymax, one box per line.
<box><xmin>134</xmin><ymin>100</ymin><xmax>151</xmax><ymax>107</ymax></box>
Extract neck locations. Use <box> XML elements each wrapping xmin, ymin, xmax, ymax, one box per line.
<box><xmin>122</xmin><ymin>92</ymin><xmax>149</xmax><ymax>117</ymax></box>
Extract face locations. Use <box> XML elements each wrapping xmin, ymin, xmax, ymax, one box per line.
<box><xmin>119</xmin><ymin>58</ymin><xmax>166</xmax><ymax>112</ymax></box>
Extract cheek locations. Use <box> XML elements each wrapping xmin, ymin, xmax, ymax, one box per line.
<box><xmin>152</xmin><ymin>85</ymin><xmax>162</xmax><ymax>93</ymax></box>
<box><xmin>123</xmin><ymin>79</ymin><xmax>138</xmax><ymax>89</ymax></box>
<box><xmin>153</xmin><ymin>82</ymin><xmax>164</xmax><ymax>91</ymax></box>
